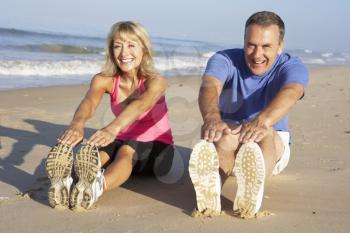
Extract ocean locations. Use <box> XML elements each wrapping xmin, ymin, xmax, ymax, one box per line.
<box><xmin>0</xmin><ymin>27</ymin><xmax>349</xmax><ymax>90</ymax></box>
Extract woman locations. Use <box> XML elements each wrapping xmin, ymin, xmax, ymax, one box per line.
<box><xmin>45</xmin><ymin>21</ymin><xmax>174</xmax><ymax>211</ymax></box>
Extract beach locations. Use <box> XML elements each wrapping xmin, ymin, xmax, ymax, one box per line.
<box><xmin>0</xmin><ymin>65</ymin><xmax>349</xmax><ymax>233</ymax></box>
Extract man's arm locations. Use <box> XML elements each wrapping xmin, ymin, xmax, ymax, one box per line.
<box><xmin>198</xmin><ymin>75</ymin><xmax>232</xmax><ymax>142</ymax></box>
<box><xmin>237</xmin><ymin>83</ymin><xmax>305</xmax><ymax>143</ymax></box>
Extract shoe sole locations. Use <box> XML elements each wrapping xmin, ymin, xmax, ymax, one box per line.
<box><xmin>233</xmin><ymin>142</ymin><xmax>265</xmax><ymax>218</ymax></box>
<box><xmin>189</xmin><ymin>140</ymin><xmax>221</xmax><ymax>213</ymax></box>
<box><xmin>45</xmin><ymin>143</ymin><xmax>73</xmax><ymax>209</ymax></box>
<box><xmin>70</xmin><ymin>144</ymin><xmax>100</xmax><ymax>211</ymax></box>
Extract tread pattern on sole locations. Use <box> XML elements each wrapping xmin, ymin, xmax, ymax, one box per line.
<box><xmin>233</xmin><ymin>142</ymin><xmax>265</xmax><ymax>218</ymax></box>
<box><xmin>70</xmin><ymin>144</ymin><xmax>100</xmax><ymax>211</ymax></box>
<box><xmin>189</xmin><ymin>140</ymin><xmax>221</xmax><ymax>214</ymax></box>
<box><xmin>45</xmin><ymin>143</ymin><xmax>73</xmax><ymax>209</ymax></box>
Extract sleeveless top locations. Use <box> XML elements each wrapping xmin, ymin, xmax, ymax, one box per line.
<box><xmin>110</xmin><ymin>75</ymin><xmax>173</xmax><ymax>144</ymax></box>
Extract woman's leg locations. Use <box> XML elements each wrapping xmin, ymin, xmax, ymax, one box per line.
<box><xmin>103</xmin><ymin>144</ymin><xmax>137</xmax><ymax>191</ymax></box>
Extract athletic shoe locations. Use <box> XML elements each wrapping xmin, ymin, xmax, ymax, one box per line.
<box><xmin>233</xmin><ymin>142</ymin><xmax>265</xmax><ymax>218</ymax></box>
<box><xmin>70</xmin><ymin>144</ymin><xmax>104</xmax><ymax>211</ymax></box>
<box><xmin>45</xmin><ymin>143</ymin><xmax>74</xmax><ymax>209</ymax></box>
<box><xmin>189</xmin><ymin>140</ymin><xmax>221</xmax><ymax>215</ymax></box>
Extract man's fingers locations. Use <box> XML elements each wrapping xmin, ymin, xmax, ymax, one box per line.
<box><xmin>231</xmin><ymin>125</ymin><xmax>242</xmax><ymax>135</ymax></box>
<box><xmin>239</xmin><ymin>130</ymin><xmax>246</xmax><ymax>142</ymax></box>
<box><xmin>202</xmin><ymin>128</ymin><xmax>210</xmax><ymax>140</ymax></box>
<box><xmin>207</xmin><ymin>129</ymin><xmax>216</xmax><ymax>142</ymax></box>
<box><xmin>248</xmin><ymin>131</ymin><xmax>259</xmax><ymax>142</ymax></box>
<box><xmin>213</xmin><ymin>130</ymin><xmax>223</xmax><ymax>142</ymax></box>
<box><xmin>254</xmin><ymin>131</ymin><xmax>265</xmax><ymax>142</ymax></box>
<box><xmin>223</xmin><ymin>128</ymin><xmax>232</xmax><ymax>135</ymax></box>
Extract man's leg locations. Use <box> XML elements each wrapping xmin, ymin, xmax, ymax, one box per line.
<box><xmin>189</xmin><ymin>140</ymin><xmax>221</xmax><ymax>214</ymax></box>
<box><xmin>214</xmin><ymin>133</ymin><xmax>240</xmax><ymax>183</ymax></box>
<box><xmin>257</xmin><ymin>128</ymin><xmax>284</xmax><ymax>177</ymax></box>
<box><xmin>232</xmin><ymin>128</ymin><xmax>285</xmax><ymax>217</ymax></box>
<box><xmin>213</xmin><ymin>127</ymin><xmax>284</xmax><ymax>179</ymax></box>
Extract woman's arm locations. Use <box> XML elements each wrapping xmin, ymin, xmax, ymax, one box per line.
<box><xmin>59</xmin><ymin>74</ymin><xmax>111</xmax><ymax>147</ymax></box>
<box><xmin>88</xmin><ymin>76</ymin><xmax>167</xmax><ymax>146</ymax></box>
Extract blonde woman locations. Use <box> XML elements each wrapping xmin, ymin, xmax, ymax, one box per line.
<box><xmin>46</xmin><ymin>21</ymin><xmax>174</xmax><ymax>211</ymax></box>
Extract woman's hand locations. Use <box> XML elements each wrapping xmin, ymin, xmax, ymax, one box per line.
<box><xmin>58</xmin><ymin>124</ymin><xmax>84</xmax><ymax>147</ymax></box>
<box><xmin>87</xmin><ymin>125</ymin><xmax>118</xmax><ymax>147</ymax></box>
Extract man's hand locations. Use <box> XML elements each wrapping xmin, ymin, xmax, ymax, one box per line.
<box><xmin>235</xmin><ymin>118</ymin><xmax>271</xmax><ymax>143</ymax></box>
<box><xmin>201</xmin><ymin>116</ymin><xmax>232</xmax><ymax>143</ymax></box>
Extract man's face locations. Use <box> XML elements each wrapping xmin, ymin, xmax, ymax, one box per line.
<box><xmin>244</xmin><ymin>24</ymin><xmax>284</xmax><ymax>76</ymax></box>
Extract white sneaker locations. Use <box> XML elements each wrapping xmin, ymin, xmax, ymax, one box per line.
<box><xmin>46</xmin><ymin>143</ymin><xmax>74</xmax><ymax>209</ymax></box>
<box><xmin>70</xmin><ymin>144</ymin><xmax>104</xmax><ymax>211</ymax></box>
<box><xmin>189</xmin><ymin>140</ymin><xmax>221</xmax><ymax>215</ymax></box>
<box><xmin>233</xmin><ymin>142</ymin><xmax>265</xmax><ymax>218</ymax></box>
<box><xmin>89</xmin><ymin>169</ymin><xmax>105</xmax><ymax>206</ymax></box>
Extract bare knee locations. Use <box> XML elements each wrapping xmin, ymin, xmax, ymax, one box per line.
<box><xmin>116</xmin><ymin>145</ymin><xmax>137</xmax><ymax>162</ymax></box>
<box><xmin>215</xmin><ymin>133</ymin><xmax>239</xmax><ymax>176</ymax></box>
<box><xmin>258</xmin><ymin>129</ymin><xmax>284</xmax><ymax>177</ymax></box>
<box><xmin>215</xmin><ymin>133</ymin><xmax>240</xmax><ymax>153</ymax></box>
<box><xmin>103</xmin><ymin>145</ymin><xmax>137</xmax><ymax>191</ymax></box>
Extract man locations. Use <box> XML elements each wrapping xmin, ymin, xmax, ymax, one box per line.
<box><xmin>188</xmin><ymin>11</ymin><xmax>309</xmax><ymax>218</ymax></box>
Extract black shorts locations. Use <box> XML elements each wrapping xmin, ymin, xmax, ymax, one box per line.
<box><xmin>99</xmin><ymin>140</ymin><xmax>174</xmax><ymax>176</ymax></box>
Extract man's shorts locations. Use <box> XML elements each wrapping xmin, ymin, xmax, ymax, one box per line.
<box><xmin>99</xmin><ymin>140</ymin><xmax>174</xmax><ymax>177</ymax></box>
<box><xmin>272</xmin><ymin>131</ymin><xmax>291</xmax><ymax>175</ymax></box>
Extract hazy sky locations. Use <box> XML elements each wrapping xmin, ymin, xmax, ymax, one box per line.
<box><xmin>1</xmin><ymin>0</ymin><xmax>349</xmax><ymax>52</ymax></box>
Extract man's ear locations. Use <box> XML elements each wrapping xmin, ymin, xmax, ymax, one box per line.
<box><xmin>278</xmin><ymin>40</ymin><xmax>284</xmax><ymax>55</ymax></box>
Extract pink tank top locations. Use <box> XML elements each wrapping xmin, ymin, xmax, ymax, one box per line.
<box><xmin>110</xmin><ymin>76</ymin><xmax>173</xmax><ymax>144</ymax></box>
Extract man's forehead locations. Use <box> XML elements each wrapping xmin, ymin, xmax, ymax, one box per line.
<box><xmin>244</xmin><ymin>24</ymin><xmax>280</xmax><ymax>41</ymax></box>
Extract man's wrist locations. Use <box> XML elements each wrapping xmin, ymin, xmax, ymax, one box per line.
<box><xmin>256</xmin><ymin>114</ymin><xmax>273</xmax><ymax>128</ymax></box>
<box><xmin>203</xmin><ymin>112</ymin><xmax>221</xmax><ymax>122</ymax></box>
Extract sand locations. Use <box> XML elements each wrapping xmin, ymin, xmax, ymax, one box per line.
<box><xmin>0</xmin><ymin>65</ymin><xmax>349</xmax><ymax>233</ymax></box>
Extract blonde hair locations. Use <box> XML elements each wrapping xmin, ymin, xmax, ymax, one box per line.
<box><xmin>102</xmin><ymin>21</ymin><xmax>158</xmax><ymax>79</ymax></box>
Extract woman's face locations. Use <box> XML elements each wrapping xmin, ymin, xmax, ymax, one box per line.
<box><xmin>113</xmin><ymin>33</ymin><xmax>144</xmax><ymax>74</ymax></box>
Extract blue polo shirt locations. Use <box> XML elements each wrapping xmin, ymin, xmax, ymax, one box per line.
<box><xmin>203</xmin><ymin>48</ymin><xmax>309</xmax><ymax>132</ymax></box>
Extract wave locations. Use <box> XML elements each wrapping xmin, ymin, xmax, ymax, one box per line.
<box><xmin>300</xmin><ymin>58</ymin><xmax>326</xmax><ymax>65</ymax></box>
<box><xmin>0</xmin><ymin>27</ymin><xmax>103</xmax><ymax>41</ymax></box>
<box><xmin>0</xmin><ymin>56</ymin><xmax>210</xmax><ymax>77</ymax></box>
<box><xmin>0</xmin><ymin>60</ymin><xmax>102</xmax><ymax>76</ymax></box>
<box><xmin>9</xmin><ymin>44</ymin><xmax>104</xmax><ymax>55</ymax></box>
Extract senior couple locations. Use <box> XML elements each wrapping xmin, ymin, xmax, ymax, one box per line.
<box><xmin>45</xmin><ymin>11</ymin><xmax>308</xmax><ymax>218</ymax></box>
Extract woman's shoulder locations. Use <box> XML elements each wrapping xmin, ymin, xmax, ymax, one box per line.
<box><xmin>143</xmin><ymin>74</ymin><xmax>167</xmax><ymax>94</ymax></box>
<box><xmin>94</xmin><ymin>72</ymin><xmax>116</xmax><ymax>80</ymax></box>
<box><xmin>90</xmin><ymin>72</ymin><xmax>116</xmax><ymax>93</ymax></box>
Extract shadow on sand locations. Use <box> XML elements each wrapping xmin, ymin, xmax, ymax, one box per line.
<box><xmin>0</xmin><ymin>119</ymin><xmax>233</xmax><ymax>215</ymax></box>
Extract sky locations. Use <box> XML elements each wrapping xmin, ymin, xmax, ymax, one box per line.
<box><xmin>1</xmin><ymin>0</ymin><xmax>349</xmax><ymax>52</ymax></box>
